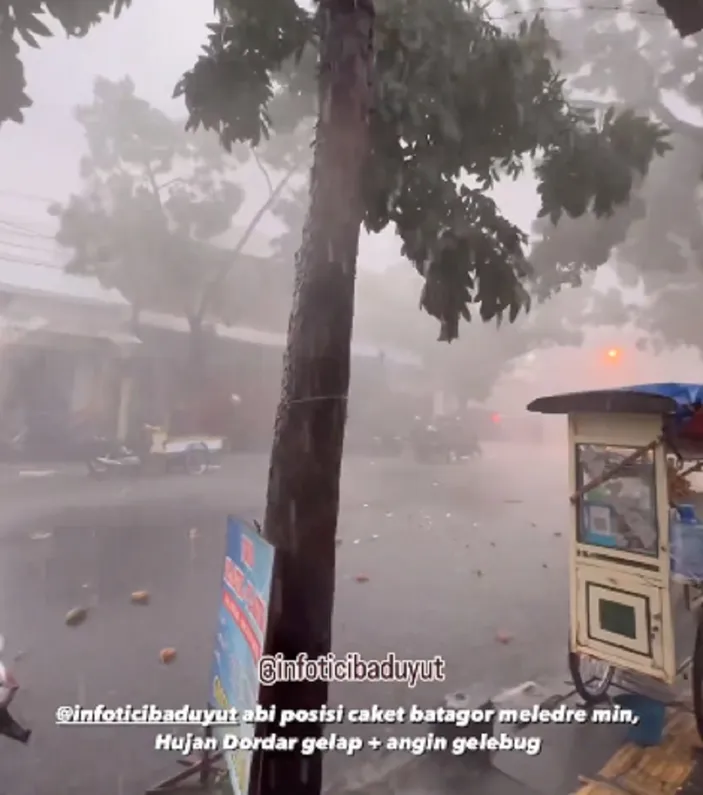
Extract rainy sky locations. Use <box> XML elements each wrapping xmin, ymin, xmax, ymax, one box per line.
<box><xmin>0</xmin><ymin>1</ymin><xmax>701</xmax><ymax>302</ymax></box>
<box><xmin>0</xmin><ymin>0</ymin><xmax>537</xmax><ymax>273</ymax></box>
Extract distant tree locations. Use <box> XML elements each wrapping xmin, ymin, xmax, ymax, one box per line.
<box><xmin>354</xmin><ymin>264</ymin><xmax>615</xmax><ymax>405</ymax></box>
<box><xmin>49</xmin><ymin>76</ymin><xmax>301</xmax><ymax>383</ymax></box>
<box><xmin>229</xmin><ymin>176</ymin><xmax>310</xmax><ymax>332</ymax></box>
<box><xmin>1</xmin><ymin>4</ymin><xmax>673</xmax><ymax>795</ymax></box>
<box><xmin>528</xmin><ymin>1</ymin><xmax>703</xmax><ymax>350</ymax></box>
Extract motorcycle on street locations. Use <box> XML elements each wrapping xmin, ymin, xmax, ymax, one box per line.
<box><xmin>86</xmin><ymin>423</ymin><xmax>220</xmax><ymax>479</ymax></box>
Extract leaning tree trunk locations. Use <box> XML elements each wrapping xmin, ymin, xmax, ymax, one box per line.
<box><xmin>183</xmin><ymin>317</ymin><xmax>208</xmax><ymax>391</ymax></box>
<box><xmin>258</xmin><ymin>2</ymin><xmax>375</xmax><ymax>794</ymax></box>
<box><xmin>175</xmin><ymin>315</ymin><xmax>208</xmax><ymax>431</ymax></box>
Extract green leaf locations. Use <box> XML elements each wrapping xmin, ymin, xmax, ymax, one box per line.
<box><xmin>1</xmin><ymin>1</ymin><xmax>135</xmax><ymax>125</ymax></box>
<box><xmin>19</xmin><ymin>13</ymin><xmax>53</xmax><ymax>39</ymax></box>
<box><xmin>174</xmin><ymin>0</ymin><xmax>315</xmax><ymax>148</ymax></box>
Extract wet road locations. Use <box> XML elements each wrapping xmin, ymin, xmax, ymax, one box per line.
<box><xmin>0</xmin><ymin>445</ymin><xmax>571</xmax><ymax>794</ymax></box>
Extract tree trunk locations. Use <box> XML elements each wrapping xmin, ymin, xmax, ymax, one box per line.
<box><xmin>186</xmin><ymin>315</ymin><xmax>206</xmax><ymax>380</ymax></box>
<box><xmin>172</xmin><ymin>315</ymin><xmax>207</xmax><ymax>433</ymax></box>
<box><xmin>257</xmin><ymin>2</ymin><xmax>375</xmax><ymax>794</ymax></box>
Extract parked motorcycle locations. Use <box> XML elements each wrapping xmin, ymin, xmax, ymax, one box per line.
<box><xmin>86</xmin><ymin>424</ymin><xmax>218</xmax><ymax>479</ymax></box>
<box><xmin>86</xmin><ymin>436</ymin><xmax>145</xmax><ymax>478</ymax></box>
<box><xmin>0</xmin><ymin>636</ymin><xmax>31</xmax><ymax>744</ymax></box>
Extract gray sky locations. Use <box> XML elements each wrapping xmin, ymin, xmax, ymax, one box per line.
<box><xmin>0</xmin><ymin>0</ymin><xmax>697</xmax><ymax>334</ymax></box>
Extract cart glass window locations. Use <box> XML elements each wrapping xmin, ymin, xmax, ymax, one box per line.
<box><xmin>598</xmin><ymin>598</ymin><xmax>637</xmax><ymax>639</ymax></box>
<box><xmin>576</xmin><ymin>444</ymin><xmax>658</xmax><ymax>556</ymax></box>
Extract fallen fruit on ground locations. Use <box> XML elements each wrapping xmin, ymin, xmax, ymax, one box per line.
<box><xmin>131</xmin><ymin>591</ymin><xmax>150</xmax><ymax>605</ymax></box>
<box><xmin>354</xmin><ymin>575</ymin><xmax>370</xmax><ymax>583</ymax></box>
<box><xmin>160</xmin><ymin>647</ymin><xmax>177</xmax><ymax>664</ymax></box>
<box><xmin>65</xmin><ymin>607</ymin><xmax>88</xmax><ymax>626</ymax></box>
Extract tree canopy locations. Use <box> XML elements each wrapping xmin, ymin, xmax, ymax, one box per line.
<box><xmin>50</xmin><ymin>76</ymin><xmax>241</xmax><ymax>325</ymax></box>
<box><xmin>1</xmin><ymin>0</ymin><xmax>671</xmax><ymax>342</ymax></box>
<box><xmin>529</xmin><ymin>0</ymin><xmax>703</xmax><ymax>353</ymax></box>
<box><xmin>0</xmin><ymin>1</ymin><xmax>134</xmax><ymax>123</ymax></box>
<box><xmin>178</xmin><ymin>0</ymin><xmax>672</xmax><ymax>340</ymax></box>
<box><xmin>49</xmin><ymin>76</ymin><xmax>305</xmax><ymax>344</ymax></box>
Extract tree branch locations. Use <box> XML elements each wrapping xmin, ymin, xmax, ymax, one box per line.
<box><xmin>651</xmin><ymin>100</ymin><xmax>703</xmax><ymax>141</ymax></box>
<box><xmin>157</xmin><ymin>176</ymin><xmax>186</xmax><ymax>192</ymax></box>
<box><xmin>252</xmin><ymin>149</ymin><xmax>274</xmax><ymax>197</ymax></box>
<box><xmin>574</xmin><ymin>96</ymin><xmax>703</xmax><ymax>142</ymax></box>
<box><xmin>195</xmin><ymin>157</ymin><xmax>302</xmax><ymax>319</ymax></box>
<box><xmin>143</xmin><ymin>160</ymin><xmax>169</xmax><ymax>221</ymax></box>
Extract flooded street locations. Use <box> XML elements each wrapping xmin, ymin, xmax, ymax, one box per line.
<box><xmin>0</xmin><ymin>445</ymin><xmax>571</xmax><ymax>793</ymax></box>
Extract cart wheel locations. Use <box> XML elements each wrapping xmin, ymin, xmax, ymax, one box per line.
<box><xmin>568</xmin><ymin>651</ymin><xmax>615</xmax><ymax>704</ymax></box>
<box><xmin>691</xmin><ymin>613</ymin><xmax>703</xmax><ymax>739</ymax></box>
<box><xmin>184</xmin><ymin>443</ymin><xmax>209</xmax><ymax>476</ymax></box>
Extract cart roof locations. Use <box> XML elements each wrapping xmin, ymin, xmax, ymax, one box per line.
<box><xmin>527</xmin><ymin>383</ymin><xmax>703</xmax><ymax>417</ymax></box>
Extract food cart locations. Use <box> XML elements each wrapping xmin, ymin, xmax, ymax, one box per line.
<box><xmin>527</xmin><ymin>383</ymin><xmax>703</xmax><ymax>739</ymax></box>
<box><xmin>87</xmin><ymin>423</ymin><xmax>226</xmax><ymax>478</ymax></box>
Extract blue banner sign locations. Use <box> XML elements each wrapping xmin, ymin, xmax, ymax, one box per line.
<box><xmin>210</xmin><ymin>516</ymin><xmax>275</xmax><ymax>795</ymax></box>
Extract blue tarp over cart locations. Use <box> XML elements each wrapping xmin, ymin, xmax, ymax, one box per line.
<box><xmin>528</xmin><ymin>383</ymin><xmax>703</xmax><ymax>443</ymax></box>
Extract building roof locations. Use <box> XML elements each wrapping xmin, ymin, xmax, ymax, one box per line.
<box><xmin>0</xmin><ymin>261</ymin><xmax>128</xmax><ymax>306</ymax></box>
<box><xmin>140</xmin><ymin>310</ymin><xmax>421</xmax><ymax>365</ymax></box>
<box><xmin>0</xmin><ymin>261</ymin><xmax>421</xmax><ymax>366</ymax></box>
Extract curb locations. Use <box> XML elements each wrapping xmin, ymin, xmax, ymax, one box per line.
<box><xmin>16</xmin><ymin>469</ymin><xmax>58</xmax><ymax>478</ymax></box>
<box><xmin>324</xmin><ymin>678</ymin><xmax>572</xmax><ymax>795</ymax></box>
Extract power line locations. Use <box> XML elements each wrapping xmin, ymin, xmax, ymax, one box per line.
<box><xmin>0</xmin><ymin>189</ymin><xmax>57</xmax><ymax>204</ymax></box>
<box><xmin>486</xmin><ymin>2</ymin><xmax>669</xmax><ymax>20</ymax></box>
<box><xmin>0</xmin><ymin>254</ymin><xmax>65</xmax><ymax>270</ymax></box>
<box><xmin>0</xmin><ymin>219</ymin><xmax>55</xmax><ymax>240</ymax></box>
<box><xmin>0</xmin><ymin>239</ymin><xmax>59</xmax><ymax>255</ymax></box>
<box><xmin>487</xmin><ymin>4</ymin><xmax>668</xmax><ymax>22</ymax></box>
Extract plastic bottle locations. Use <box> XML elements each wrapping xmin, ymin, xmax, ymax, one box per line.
<box><xmin>670</xmin><ymin>504</ymin><xmax>703</xmax><ymax>581</ymax></box>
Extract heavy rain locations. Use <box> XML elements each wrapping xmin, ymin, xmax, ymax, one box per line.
<box><xmin>0</xmin><ymin>1</ymin><xmax>703</xmax><ymax>795</ymax></box>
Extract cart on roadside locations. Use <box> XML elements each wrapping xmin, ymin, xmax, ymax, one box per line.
<box><xmin>86</xmin><ymin>423</ymin><xmax>225</xmax><ymax>479</ymax></box>
<box><xmin>527</xmin><ymin>383</ymin><xmax>703</xmax><ymax>739</ymax></box>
